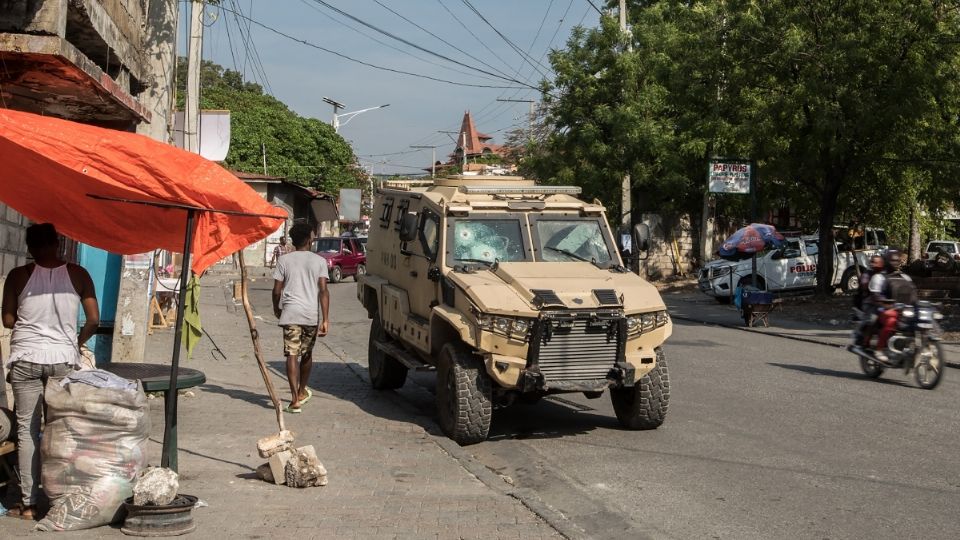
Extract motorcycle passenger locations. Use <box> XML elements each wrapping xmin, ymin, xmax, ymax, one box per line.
<box><xmin>853</xmin><ymin>255</ymin><xmax>884</xmax><ymax>344</ymax></box>
<box><xmin>868</xmin><ymin>250</ymin><xmax>917</xmax><ymax>362</ymax></box>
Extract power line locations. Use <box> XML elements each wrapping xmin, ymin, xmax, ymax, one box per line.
<box><xmin>370</xmin><ymin>0</ymin><xmax>519</xmax><ymax>84</ymax></box>
<box><xmin>435</xmin><ymin>0</ymin><xmax>517</xmax><ymax>76</ymax></box>
<box><xmin>208</xmin><ymin>3</ymin><xmax>528</xmax><ymax>90</ymax></box>
<box><xmin>583</xmin><ymin>0</ymin><xmax>603</xmax><ymax>15</ymax></box>
<box><xmin>458</xmin><ymin>0</ymin><xmax>552</xmax><ymax>79</ymax></box>
<box><xmin>297</xmin><ymin>0</ymin><xmax>510</xmax><ymax>84</ymax></box>
<box><xmin>304</xmin><ymin>0</ymin><xmax>539</xmax><ymax>89</ymax></box>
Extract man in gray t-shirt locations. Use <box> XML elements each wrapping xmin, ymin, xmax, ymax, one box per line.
<box><xmin>272</xmin><ymin>223</ymin><xmax>329</xmax><ymax>413</ymax></box>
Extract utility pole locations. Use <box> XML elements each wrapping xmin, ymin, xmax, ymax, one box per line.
<box><xmin>619</xmin><ymin>0</ymin><xmax>632</xmax><ymax>235</ymax></box>
<box><xmin>411</xmin><ymin>145</ymin><xmax>438</xmax><ymax>178</ymax></box>
<box><xmin>496</xmin><ymin>98</ymin><xmax>536</xmax><ymax>140</ymax></box>
<box><xmin>322</xmin><ymin>97</ymin><xmax>345</xmax><ymax>133</ymax></box>
<box><xmin>261</xmin><ymin>142</ymin><xmax>267</xmax><ymax>175</ymax></box>
<box><xmin>185</xmin><ymin>0</ymin><xmax>204</xmax><ymax>154</ymax></box>
<box><xmin>439</xmin><ymin>129</ymin><xmax>468</xmax><ymax>173</ymax></box>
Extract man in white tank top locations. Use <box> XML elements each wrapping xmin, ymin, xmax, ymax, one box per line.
<box><xmin>1</xmin><ymin>223</ymin><xmax>99</xmax><ymax>520</ymax></box>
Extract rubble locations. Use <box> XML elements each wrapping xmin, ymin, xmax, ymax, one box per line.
<box><xmin>257</xmin><ymin>429</ymin><xmax>294</xmax><ymax>458</ymax></box>
<box><xmin>262</xmin><ymin>445</ymin><xmax>327</xmax><ymax>488</ymax></box>
<box><xmin>132</xmin><ymin>467</ymin><xmax>179</xmax><ymax>506</ymax></box>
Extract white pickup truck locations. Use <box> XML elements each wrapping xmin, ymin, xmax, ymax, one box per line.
<box><xmin>697</xmin><ymin>235</ymin><xmax>878</xmax><ymax>302</ymax></box>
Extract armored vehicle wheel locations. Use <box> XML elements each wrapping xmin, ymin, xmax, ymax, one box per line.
<box><xmin>859</xmin><ymin>356</ymin><xmax>884</xmax><ymax>379</ymax></box>
<box><xmin>436</xmin><ymin>342</ymin><xmax>492</xmax><ymax>445</ymax></box>
<box><xmin>368</xmin><ymin>317</ymin><xmax>407</xmax><ymax>389</ymax></box>
<box><xmin>329</xmin><ymin>265</ymin><xmax>343</xmax><ymax>283</ymax></box>
<box><xmin>354</xmin><ymin>264</ymin><xmax>366</xmax><ymax>281</ymax></box>
<box><xmin>610</xmin><ymin>348</ymin><xmax>669</xmax><ymax>430</ymax></box>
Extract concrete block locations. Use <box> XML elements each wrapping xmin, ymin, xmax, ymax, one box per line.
<box><xmin>283</xmin><ymin>445</ymin><xmax>327</xmax><ymax>488</ymax></box>
<box><xmin>132</xmin><ymin>467</ymin><xmax>179</xmax><ymax>506</ymax></box>
<box><xmin>267</xmin><ymin>449</ymin><xmax>292</xmax><ymax>485</ymax></box>
<box><xmin>257</xmin><ymin>429</ymin><xmax>294</xmax><ymax>458</ymax></box>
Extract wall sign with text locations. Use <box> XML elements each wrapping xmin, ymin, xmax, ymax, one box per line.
<box><xmin>708</xmin><ymin>161</ymin><xmax>751</xmax><ymax>194</ymax></box>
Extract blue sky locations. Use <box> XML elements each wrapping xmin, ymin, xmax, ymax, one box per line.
<box><xmin>185</xmin><ymin>1</ymin><xmax>600</xmax><ymax>175</ymax></box>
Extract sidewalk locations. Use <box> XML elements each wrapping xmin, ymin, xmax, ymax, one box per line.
<box><xmin>4</xmin><ymin>276</ymin><xmax>562</xmax><ymax>539</ymax></box>
<box><xmin>663</xmin><ymin>288</ymin><xmax>960</xmax><ymax>362</ymax></box>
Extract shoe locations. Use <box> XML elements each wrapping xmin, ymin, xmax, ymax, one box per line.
<box><xmin>298</xmin><ymin>387</ymin><xmax>313</xmax><ymax>406</ymax></box>
<box><xmin>873</xmin><ymin>351</ymin><xmax>889</xmax><ymax>363</ymax></box>
<box><xmin>283</xmin><ymin>404</ymin><xmax>302</xmax><ymax>414</ymax></box>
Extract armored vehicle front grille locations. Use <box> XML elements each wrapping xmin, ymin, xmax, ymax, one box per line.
<box><xmin>592</xmin><ymin>289</ymin><xmax>620</xmax><ymax>306</ymax></box>
<box><xmin>531</xmin><ymin>289</ymin><xmax>564</xmax><ymax>308</ymax></box>
<box><xmin>535</xmin><ymin>319</ymin><xmax>619</xmax><ymax>381</ymax></box>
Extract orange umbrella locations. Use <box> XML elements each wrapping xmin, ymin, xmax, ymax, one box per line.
<box><xmin>0</xmin><ymin>107</ymin><xmax>286</xmax><ymax>274</ymax></box>
<box><xmin>0</xmin><ymin>107</ymin><xmax>288</xmax><ymax>470</ymax></box>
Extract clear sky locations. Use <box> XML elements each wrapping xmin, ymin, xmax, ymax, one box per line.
<box><xmin>184</xmin><ymin>1</ymin><xmax>600</xmax><ymax>175</ymax></box>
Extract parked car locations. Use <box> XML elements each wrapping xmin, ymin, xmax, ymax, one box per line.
<box><xmin>698</xmin><ymin>234</ymin><xmax>878</xmax><ymax>301</ymax></box>
<box><xmin>924</xmin><ymin>240</ymin><xmax>960</xmax><ymax>262</ymax></box>
<box><xmin>313</xmin><ymin>237</ymin><xmax>366</xmax><ymax>283</ymax></box>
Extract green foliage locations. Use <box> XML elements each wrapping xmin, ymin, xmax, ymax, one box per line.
<box><xmin>175</xmin><ymin>59</ymin><xmax>362</xmax><ymax>192</ymax></box>
<box><xmin>535</xmin><ymin>2</ymin><xmax>960</xmax><ymax>292</ymax></box>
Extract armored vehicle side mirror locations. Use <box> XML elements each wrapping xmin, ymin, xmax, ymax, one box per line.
<box><xmin>634</xmin><ymin>223</ymin><xmax>651</xmax><ymax>259</ymax></box>
<box><xmin>399</xmin><ymin>213</ymin><xmax>418</xmax><ymax>242</ymax></box>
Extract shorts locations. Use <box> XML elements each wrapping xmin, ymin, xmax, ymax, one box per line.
<box><xmin>282</xmin><ymin>325</ymin><xmax>318</xmax><ymax>358</ymax></box>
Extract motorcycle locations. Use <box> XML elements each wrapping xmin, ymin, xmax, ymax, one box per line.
<box><xmin>848</xmin><ymin>301</ymin><xmax>946</xmax><ymax>390</ymax></box>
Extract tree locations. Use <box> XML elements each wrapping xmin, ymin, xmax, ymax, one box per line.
<box><xmin>175</xmin><ymin>59</ymin><xmax>363</xmax><ymax>192</ymax></box>
<box><xmin>719</xmin><ymin>1</ymin><xmax>960</xmax><ymax>293</ymax></box>
<box><xmin>536</xmin><ymin>1</ymin><xmax>960</xmax><ymax>294</ymax></box>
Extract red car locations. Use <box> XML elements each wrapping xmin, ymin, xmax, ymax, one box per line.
<box><xmin>313</xmin><ymin>237</ymin><xmax>366</xmax><ymax>283</ymax></box>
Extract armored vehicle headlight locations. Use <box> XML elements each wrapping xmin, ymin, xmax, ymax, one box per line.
<box><xmin>641</xmin><ymin>313</ymin><xmax>657</xmax><ymax>332</ymax></box>
<box><xmin>626</xmin><ymin>317</ymin><xmax>641</xmax><ymax>335</ymax></box>
<box><xmin>493</xmin><ymin>317</ymin><xmax>512</xmax><ymax>334</ymax></box>
<box><xmin>511</xmin><ymin>319</ymin><xmax>531</xmax><ymax>335</ymax></box>
<box><xmin>626</xmin><ymin>310</ymin><xmax>668</xmax><ymax>337</ymax></box>
<box><xmin>478</xmin><ymin>314</ymin><xmax>532</xmax><ymax>339</ymax></box>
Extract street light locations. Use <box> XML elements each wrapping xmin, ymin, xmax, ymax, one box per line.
<box><xmin>323</xmin><ymin>96</ymin><xmax>390</xmax><ymax>133</ymax></box>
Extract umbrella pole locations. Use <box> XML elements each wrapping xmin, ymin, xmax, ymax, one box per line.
<box><xmin>161</xmin><ymin>208</ymin><xmax>197</xmax><ymax>471</ymax></box>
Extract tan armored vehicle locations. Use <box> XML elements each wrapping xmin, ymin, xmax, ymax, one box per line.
<box><xmin>357</xmin><ymin>175</ymin><xmax>672</xmax><ymax>445</ymax></box>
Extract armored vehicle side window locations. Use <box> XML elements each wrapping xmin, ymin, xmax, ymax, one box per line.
<box><xmin>419</xmin><ymin>211</ymin><xmax>440</xmax><ymax>261</ymax></box>
<box><xmin>535</xmin><ymin>219</ymin><xmax>612</xmax><ymax>264</ymax></box>
<box><xmin>451</xmin><ymin>219</ymin><xmax>526</xmax><ymax>264</ymax></box>
<box><xmin>379</xmin><ymin>198</ymin><xmax>394</xmax><ymax>228</ymax></box>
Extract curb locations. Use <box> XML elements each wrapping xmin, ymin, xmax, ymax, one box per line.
<box><xmin>670</xmin><ymin>314</ymin><xmax>960</xmax><ymax>369</ymax></box>
<box><xmin>318</xmin><ymin>341</ymin><xmax>588</xmax><ymax>540</ymax></box>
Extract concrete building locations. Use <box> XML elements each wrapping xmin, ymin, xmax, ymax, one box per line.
<box><xmin>0</xmin><ymin>0</ymin><xmax>180</xmax><ymax>373</ymax></box>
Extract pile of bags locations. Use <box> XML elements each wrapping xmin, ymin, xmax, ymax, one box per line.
<box><xmin>36</xmin><ymin>370</ymin><xmax>149</xmax><ymax>531</ymax></box>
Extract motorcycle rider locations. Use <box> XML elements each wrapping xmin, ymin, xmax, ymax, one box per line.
<box><xmin>861</xmin><ymin>250</ymin><xmax>917</xmax><ymax>362</ymax></box>
<box><xmin>852</xmin><ymin>255</ymin><xmax>884</xmax><ymax>344</ymax></box>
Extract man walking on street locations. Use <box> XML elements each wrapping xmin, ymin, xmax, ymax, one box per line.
<box><xmin>270</xmin><ymin>236</ymin><xmax>292</xmax><ymax>268</ymax></box>
<box><xmin>272</xmin><ymin>223</ymin><xmax>329</xmax><ymax>413</ymax></box>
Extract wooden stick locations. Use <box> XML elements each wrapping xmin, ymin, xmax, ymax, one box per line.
<box><xmin>238</xmin><ymin>251</ymin><xmax>285</xmax><ymax>432</ymax></box>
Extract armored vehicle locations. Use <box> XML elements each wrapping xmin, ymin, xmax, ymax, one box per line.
<box><xmin>357</xmin><ymin>175</ymin><xmax>672</xmax><ymax>445</ymax></box>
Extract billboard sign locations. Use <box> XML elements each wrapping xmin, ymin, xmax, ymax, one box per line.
<box><xmin>708</xmin><ymin>160</ymin><xmax>751</xmax><ymax>194</ymax></box>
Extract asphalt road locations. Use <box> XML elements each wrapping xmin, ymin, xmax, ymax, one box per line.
<box><xmin>324</xmin><ymin>280</ymin><xmax>960</xmax><ymax>540</ymax></box>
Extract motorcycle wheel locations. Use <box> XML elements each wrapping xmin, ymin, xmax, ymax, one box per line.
<box><xmin>914</xmin><ymin>341</ymin><xmax>945</xmax><ymax>390</ymax></box>
<box><xmin>859</xmin><ymin>356</ymin><xmax>885</xmax><ymax>379</ymax></box>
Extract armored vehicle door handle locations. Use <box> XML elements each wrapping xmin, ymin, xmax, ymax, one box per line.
<box><xmin>410</xmin><ymin>270</ymin><xmax>418</xmax><ymax>277</ymax></box>
<box><xmin>428</xmin><ymin>267</ymin><xmax>442</xmax><ymax>282</ymax></box>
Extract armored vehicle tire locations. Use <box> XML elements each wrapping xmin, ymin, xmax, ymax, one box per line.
<box><xmin>436</xmin><ymin>342</ymin><xmax>492</xmax><ymax>445</ymax></box>
<box><xmin>368</xmin><ymin>317</ymin><xmax>408</xmax><ymax>389</ymax></box>
<box><xmin>354</xmin><ymin>264</ymin><xmax>366</xmax><ymax>281</ymax></box>
<box><xmin>329</xmin><ymin>266</ymin><xmax>343</xmax><ymax>283</ymax></box>
<box><xmin>611</xmin><ymin>348</ymin><xmax>669</xmax><ymax>430</ymax></box>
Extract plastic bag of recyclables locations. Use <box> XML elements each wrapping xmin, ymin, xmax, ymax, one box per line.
<box><xmin>37</xmin><ymin>370</ymin><xmax>150</xmax><ymax>531</ymax></box>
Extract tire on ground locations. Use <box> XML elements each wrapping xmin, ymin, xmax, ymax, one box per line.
<box><xmin>368</xmin><ymin>316</ymin><xmax>407</xmax><ymax>389</ymax></box>
<box><xmin>354</xmin><ymin>264</ymin><xmax>366</xmax><ymax>282</ymax></box>
<box><xmin>610</xmin><ymin>348</ymin><xmax>669</xmax><ymax>430</ymax></box>
<box><xmin>329</xmin><ymin>265</ymin><xmax>343</xmax><ymax>283</ymax></box>
<box><xmin>841</xmin><ymin>266</ymin><xmax>861</xmax><ymax>294</ymax></box>
<box><xmin>436</xmin><ymin>342</ymin><xmax>492</xmax><ymax>445</ymax></box>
